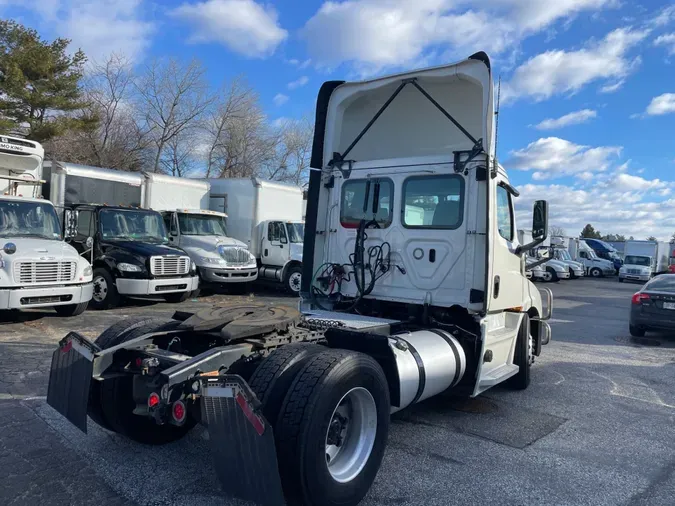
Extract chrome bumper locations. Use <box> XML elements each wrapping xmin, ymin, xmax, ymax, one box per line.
<box><xmin>0</xmin><ymin>283</ymin><xmax>93</xmax><ymax>310</ymax></box>
<box><xmin>116</xmin><ymin>276</ymin><xmax>199</xmax><ymax>295</ymax></box>
<box><xmin>200</xmin><ymin>266</ymin><xmax>258</xmax><ymax>284</ymax></box>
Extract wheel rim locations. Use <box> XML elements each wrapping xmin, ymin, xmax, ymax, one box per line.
<box><xmin>592</xmin><ymin>268</ymin><xmax>601</xmax><ymax>277</ymax></box>
<box><xmin>542</xmin><ymin>272</ymin><xmax>552</xmax><ymax>282</ymax></box>
<box><xmin>288</xmin><ymin>272</ymin><xmax>302</xmax><ymax>293</ymax></box>
<box><xmin>325</xmin><ymin>387</ymin><xmax>377</xmax><ymax>484</ymax></box>
<box><xmin>93</xmin><ymin>275</ymin><xmax>108</xmax><ymax>302</ymax></box>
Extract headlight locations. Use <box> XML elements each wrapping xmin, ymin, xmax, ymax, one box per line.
<box><xmin>118</xmin><ymin>262</ymin><xmax>142</xmax><ymax>272</ymax></box>
<box><xmin>83</xmin><ymin>265</ymin><xmax>92</xmax><ymax>276</ymax></box>
<box><xmin>200</xmin><ymin>256</ymin><xmax>226</xmax><ymax>265</ymax></box>
<box><xmin>191</xmin><ymin>260</ymin><xmax>196</xmax><ymax>272</ymax></box>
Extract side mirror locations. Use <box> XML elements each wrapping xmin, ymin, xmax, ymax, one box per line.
<box><xmin>537</xmin><ymin>248</ymin><xmax>551</xmax><ymax>259</ymax></box>
<box><xmin>532</xmin><ymin>200</ymin><xmax>548</xmax><ymax>241</ymax></box>
<box><xmin>170</xmin><ymin>215</ymin><xmax>178</xmax><ymax>236</ymax></box>
<box><xmin>64</xmin><ymin>209</ymin><xmax>78</xmax><ymax>238</ymax></box>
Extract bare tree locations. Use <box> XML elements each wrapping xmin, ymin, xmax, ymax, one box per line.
<box><xmin>160</xmin><ymin>128</ymin><xmax>198</xmax><ymax>177</ymax></box>
<box><xmin>136</xmin><ymin>58</ymin><xmax>213</xmax><ymax>173</ymax></box>
<box><xmin>263</xmin><ymin>117</ymin><xmax>313</xmax><ymax>185</ymax></box>
<box><xmin>202</xmin><ymin>77</ymin><xmax>259</xmax><ymax>177</ymax></box>
<box><xmin>549</xmin><ymin>225</ymin><xmax>566</xmax><ymax>237</ymax></box>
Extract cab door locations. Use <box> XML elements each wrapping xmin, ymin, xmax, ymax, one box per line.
<box><xmin>264</xmin><ymin>221</ymin><xmax>288</xmax><ymax>267</ymax></box>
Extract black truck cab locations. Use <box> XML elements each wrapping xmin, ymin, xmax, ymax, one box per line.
<box><xmin>66</xmin><ymin>204</ymin><xmax>199</xmax><ymax>309</ymax></box>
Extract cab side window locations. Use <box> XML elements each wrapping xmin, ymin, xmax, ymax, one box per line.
<box><xmin>268</xmin><ymin>222</ymin><xmax>288</xmax><ymax>243</ymax></box>
<box><xmin>76</xmin><ymin>210</ymin><xmax>93</xmax><ymax>239</ymax></box>
<box><xmin>496</xmin><ymin>185</ymin><xmax>513</xmax><ymax>241</ymax></box>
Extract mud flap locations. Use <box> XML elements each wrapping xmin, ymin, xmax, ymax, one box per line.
<box><xmin>46</xmin><ymin>332</ymin><xmax>98</xmax><ymax>433</ymax></box>
<box><xmin>200</xmin><ymin>375</ymin><xmax>285</xmax><ymax>506</ymax></box>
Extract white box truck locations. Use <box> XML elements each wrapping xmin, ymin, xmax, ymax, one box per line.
<box><xmin>143</xmin><ymin>173</ymin><xmax>258</xmax><ymax>287</ymax></box>
<box><xmin>568</xmin><ymin>238</ymin><xmax>615</xmax><ymax>277</ymax></box>
<box><xmin>619</xmin><ymin>240</ymin><xmax>670</xmax><ymax>282</ymax></box>
<box><xmin>207</xmin><ymin>177</ymin><xmax>304</xmax><ymax>294</ymax></box>
<box><xmin>0</xmin><ymin>136</ymin><xmax>93</xmax><ymax>316</ymax></box>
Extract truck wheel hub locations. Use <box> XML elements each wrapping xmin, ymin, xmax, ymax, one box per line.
<box><xmin>324</xmin><ymin>387</ymin><xmax>377</xmax><ymax>483</ymax></box>
<box><xmin>288</xmin><ymin>272</ymin><xmax>301</xmax><ymax>292</ymax></box>
<box><xmin>93</xmin><ymin>276</ymin><xmax>107</xmax><ymax>302</ymax></box>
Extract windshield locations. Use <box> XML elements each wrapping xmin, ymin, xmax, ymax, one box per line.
<box><xmin>178</xmin><ymin>213</ymin><xmax>228</xmax><ymax>236</ymax></box>
<box><xmin>99</xmin><ymin>209</ymin><xmax>168</xmax><ymax>243</ymax></box>
<box><xmin>0</xmin><ymin>200</ymin><xmax>61</xmax><ymax>240</ymax></box>
<box><xmin>586</xmin><ymin>249</ymin><xmax>598</xmax><ymax>259</ymax></box>
<box><xmin>286</xmin><ymin>223</ymin><xmax>304</xmax><ymax>243</ymax></box>
<box><xmin>624</xmin><ymin>255</ymin><xmax>651</xmax><ymax>266</ymax></box>
<box><xmin>557</xmin><ymin>250</ymin><xmax>572</xmax><ymax>261</ymax></box>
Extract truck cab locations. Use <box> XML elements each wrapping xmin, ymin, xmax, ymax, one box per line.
<box><xmin>0</xmin><ymin>136</ymin><xmax>93</xmax><ymax>316</ymax></box>
<box><xmin>161</xmin><ymin>209</ymin><xmax>258</xmax><ymax>286</ymax></box>
<box><xmin>569</xmin><ymin>238</ymin><xmax>615</xmax><ymax>277</ymax></box>
<box><xmin>619</xmin><ymin>254</ymin><xmax>652</xmax><ymax>283</ymax></box>
<box><xmin>583</xmin><ymin>238</ymin><xmax>622</xmax><ymax>272</ymax></box>
<box><xmin>66</xmin><ymin>204</ymin><xmax>198</xmax><ymax>309</ymax></box>
<box><xmin>259</xmin><ymin>220</ymin><xmax>304</xmax><ymax>293</ymax></box>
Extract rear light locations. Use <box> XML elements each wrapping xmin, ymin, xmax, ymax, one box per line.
<box><xmin>172</xmin><ymin>400</ymin><xmax>186</xmax><ymax>424</ymax></box>
<box><xmin>148</xmin><ymin>392</ymin><xmax>160</xmax><ymax>408</ymax></box>
<box><xmin>631</xmin><ymin>293</ymin><xmax>650</xmax><ymax>305</ymax></box>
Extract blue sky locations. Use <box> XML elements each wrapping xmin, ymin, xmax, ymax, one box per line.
<box><xmin>3</xmin><ymin>0</ymin><xmax>675</xmax><ymax>238</ymax></box>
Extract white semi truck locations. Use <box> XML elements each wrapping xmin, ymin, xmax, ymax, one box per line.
<box><xmin>568</xmin><ymin>238</ymin><xmax>615</xmax><ymax>277</ymax></box>
<box><xmin>519</xmin><ymin>229</ymin><xmax>569</xmax><ymax>282</ymax></box>
<box><xmin>143</xmin><ymin>173</ymin><xmax>258</xmax><ymax>288</ymax></box>
<box><xmin>0</xmin><ymin>136</ymin><xmax>93</xmax><ymax>316</ymax></box>
<box><xmin>207</xmin><ymin>177</ymin><xmax>305</xmax><ymax>294</ymax></box>
<box><xmin>619</xmin><ymin>240</ymin><xmax>670</xmax><ymax>282</ymax></box>
<box><xmin>46</xmin><ymin>52</ymin><xmax>552</xmax><ymax>506</ymax></box>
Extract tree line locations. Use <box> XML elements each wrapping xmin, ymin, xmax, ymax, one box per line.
<box><xmin>0</xmin><ymin>20</ymin><xmax>312</xmax><ymax>184</ymax></box>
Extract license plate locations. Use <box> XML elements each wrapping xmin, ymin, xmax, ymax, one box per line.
<box><xmin>664</xmin><ymin>302</ymin><xmax>675</xmax><ymax>310</ymax></box>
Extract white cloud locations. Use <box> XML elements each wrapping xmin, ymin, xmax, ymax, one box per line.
<box><xmin>170</xmin><ymin>0</ymin><xmax>287</xmax><ymax>58</ymax></box>
<box><xmin>534</xmin><ymin>109</ymin><xmax>597</xmax><ymax>130</ymax></box>
<box><xmin>651</xmin><ymin>5</ymin><xmax>675</xmax><ymax>27</ymax></box>
<box><xmin>273</xmin><ymin>93</ymin><xmax>289</xmax><ymax>106</ymax></box>
<box><xmin>3</xmin><ymin>0</ymin><xmax>154</xmax><ymax>61</ymax></box>
<box><xmin>287</xmin><ymin>76</ymin><xmax>309</xmax><ymax>90</ymax></box>
<box><xmin>644</xmin><ymin>93</ymin><xmax>675</xmax><ymax>116</ymax></box>
<box><xmin>287</xmin><ymin>58</ymin><xmax>312</xmax><ymax>69</ymax></box>
<box><xmin>654</xmin><ymin>33</ymin><xmax>675</xmax><ymax>55</ymax></box>
<box><xmin>507</xmin><ymin>137</ymin><xmax>622</xmax><ymax>178</ymax></box>
<box><xmin>612</xmin><ymin>173</ymin><xmax>668</xmax><ymax>191</ymax></box>
<box><xmin>502</xmin><ymin>27</ymin><xmax>648</xmax><ymax>102</ymax></box>
<box><xmin>302</xmin><ymin>0</ymin><xmax>616</xmax><ymax>75</ymax></box>
<box><xmin>515</xmin><ymin>179</ymin><xmax>675</xmax><ymax>240</ymax></box>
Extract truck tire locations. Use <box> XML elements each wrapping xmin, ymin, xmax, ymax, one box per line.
<box><xmin>54</xmin><ymin>301</ymin><xmax>88</xmax><ymax>317</ymax></box>
<box><xmin>545</xmin><ymin>267</ymin><xmax>559</xmax><ymax>283</ymax></box>
<box><xmin>89</xmin><ymin>317</ymin><xmax>172</xmax><ymax>431</ymax></box>
<box><xmin>90</xmin><ymin>268</ymin><xmax>121</xmax><ymax>310</ymax></box>
<box><xmin>629</xmin><ymin>324</ymin><xmax>646</xmax><ymax>337</ymax></box>
<box><xmin>619</xmin><ymin>277</ymin><xmax>624</xmax><ymax>283</ymax></box>
<box><xmin>590</xmin><ymin>267</ymin><xmax>602</xmax><ymax>278</ymax></box>
<box><xmin>98</xmin><ymin>319</ymin><xmax>196</xmax><ymax>445</ymax></box>
<box><xmin>506</xmin><ymin>316</ymin><xmax>531</xmax><ymax>390</ymax></box>
<box><xmin>284</xmin><ymin>265</ymin><xmax>303</xmax><ymax>296</ymax></box>
<box><xmin>248</xmin><ymin>343</ymin><xmax>323</xmax><ymax>425</ymax></box>
<box><xmin>275</xmin><ymin>349</ymin><xmax>390</xmax><ymax>506</ymax></box>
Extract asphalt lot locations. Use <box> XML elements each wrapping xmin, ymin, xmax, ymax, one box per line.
<box><xmin>1</xmin><ymin>278</ymin><xmax>675</xmax><ymax>506</ymax></box>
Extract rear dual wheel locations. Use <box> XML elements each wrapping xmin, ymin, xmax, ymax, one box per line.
<box><xmin>250</xmin><ymin>347</ymin><xmax>390</xmax><ymax>506</ymax></box>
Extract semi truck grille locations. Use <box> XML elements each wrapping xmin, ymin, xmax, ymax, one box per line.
<box><xmin>14</xmin><ymin>262</ymin><xmax>76</xmax><ymax>284</ymax></box>
<box><xmin>150</xmin><ymin>256</ymin><xmax>190</xmax><ymax>276</ymax></box>
<box><xmin>627</xmin><ymin>269</ymin><xmax>642</xmax><ymax>274</ymax></box>
<box><xmin>219</xmin><ymin>247</ymin><xmax>253</xmax><ymax>265</ymax></box>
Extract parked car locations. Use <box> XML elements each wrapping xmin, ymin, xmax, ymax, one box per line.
<box><xmin>629</xmin><ymin>274</ymin><xmax>675</xmax><ymax>336</ymax></box>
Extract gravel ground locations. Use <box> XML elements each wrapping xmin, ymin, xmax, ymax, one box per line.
<box><xmin>1</xmin><ymin>279</ymin><xmax>674</xmax><ymax>506</ymax></box>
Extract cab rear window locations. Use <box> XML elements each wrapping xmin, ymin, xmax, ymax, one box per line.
<box><xmin>340</xmin><ymin>179</ymin><xmax>393</xmax><ymax>228</ymax></box>
<box><xmin>401</xmin><ymin>175</ymin><xmax>464</xmax><ymax>229</ymax></box>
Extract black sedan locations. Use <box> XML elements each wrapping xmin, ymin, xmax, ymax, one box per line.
<box><xmin>630</xmin><ymin>274</ymin><xmax>675</xmax><ymax>337</ymax></box>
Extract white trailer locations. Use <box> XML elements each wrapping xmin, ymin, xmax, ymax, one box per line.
<box><xmin>0</xmin><ymin>138</ymin><xmax>93</xmax><ymax>315</ymax></box>
<box><xmin>143</xmin><ymin>173</ymin><xmax>258</xmax><ymax>287</ymax></box>
<box><xmin>207</xmin><ymin>177</ymin><xmax>304</xmax><ymax>294</ymax></box>
<box><xmin>619</xmin><ymin>240</ymin><xmax>670</xmax><ymax>282</ymax></box>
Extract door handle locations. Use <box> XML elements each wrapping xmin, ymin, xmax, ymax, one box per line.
<box><xmin>494</xmin><ymin>275</ymin><xmax>500</xmax><ymax>298</ymax></box>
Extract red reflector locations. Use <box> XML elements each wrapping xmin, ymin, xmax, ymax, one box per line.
<box><xmin>61</xmin><ymin>340</ymin><xmax>73</xmax><ymax>354</ymax></box>
<box><xmin>135</xmin><ymin>358</ymin><xmax>143</xmax><ymax>367</ymax></box>
<box><xmin>235</xmin><ymin>392</ymin><xmax>265</xmax><ymax>436</ymax></box>
<box><xmin>631</xmin><ymin>293</ymin><xmax>650</xmax><ymax>305</ymax></box>
<box><xmin>148</xmin><ymin>392</ymin><xmax>160</xmax><ymax>408</ymax></box>
<box><xmin>172</xmin><ymin>401</ymin><xmax>186</xmax><ymax>423</ymax></box>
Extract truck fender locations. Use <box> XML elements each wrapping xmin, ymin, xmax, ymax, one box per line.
<box><xmin>281</xmin><ymin>259</ymin><xmax>302</xmax><ymax>282</ymax></box>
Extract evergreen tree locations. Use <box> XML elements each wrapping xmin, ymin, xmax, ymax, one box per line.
<box><xmin>0</xmin><ymin>20</ymin><xmax>91</xmax><ymax>141</ymax></box>
<box><xmin>580</xmin><ymin>224</ymin><xmax>601</xmax><ymax>239</ymax></box>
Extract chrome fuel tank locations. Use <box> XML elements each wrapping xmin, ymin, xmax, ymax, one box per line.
<box><xmin>389</xmin><ymin>329</ymin><xmax>466</xmax><ymax>413</ymax></box>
